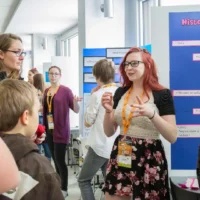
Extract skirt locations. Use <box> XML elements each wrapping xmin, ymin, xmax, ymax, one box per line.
<box><xmin>102</xmin><ymin>134</ymin><xmax>170</xmax><ymax>200</ymax></box>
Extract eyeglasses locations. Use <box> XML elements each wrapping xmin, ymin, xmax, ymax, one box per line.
<box><xmin>48</xmin><ymin>73</ymin><xmax>60</xmax><ymax>76</ymax></box>
<box><xmin>5</xmin><ymin>50</ymin><xmax>26</xmax><ymax>57</ymax></box>
<box><xmin>123</xmin><ymin>61</ymin><xmax>143</xmax><ymax>69</ymax></box>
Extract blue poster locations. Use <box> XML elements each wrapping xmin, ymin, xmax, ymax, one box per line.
<box><xmin>169</xmin><ymin>12</ymin><xmax>200</xmax><ymax>169</ymax></box>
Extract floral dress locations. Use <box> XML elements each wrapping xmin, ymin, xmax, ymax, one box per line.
<box><xmin>102</xmin><ymin>89</ymin><xmax>174</xmax><ymax>200</ymax></box>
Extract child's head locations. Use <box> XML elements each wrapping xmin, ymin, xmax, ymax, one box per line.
<box><xmin>93</xmin><ymin>59</ymin><xmax>115</xmax><ymax>85</ymax></box>
<box><xmin>28</xmin><ymin>68</ymin><xmax>38</xmax><ymax>84</ymax></box>
<box><xmin>0</xmin><ymin>79</ymin><xmax>40</xmax><ymax>137</ymax></box>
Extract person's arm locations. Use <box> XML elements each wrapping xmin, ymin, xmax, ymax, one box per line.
<box><xmin>150</xmin><ymin>113</ymin><xmax>177</xmax><ymax>143</ymax></box>
<box><xmin>133</xmin><ymin>90</ymin><xmax>177</xmax><ymax>144</ymax></box>
<box><xmin>0</xmin><ymin>138</ymin><xmax>20</xmax><ymax>193</ymax></box>
<box><xmin>102</xmin><ymin>92</ymin><xmax>118</xmax><ymax>137</ymax></box>
<box><xmin>73</xmin><ymin>96</ymin><xmax>82</xmax><ymax>113</ymax></box>
<box><xmin>103</xmin><ymin>110</ymin><xmax>118</xmax><ymax>137</ymax></box>
<box><xmin>67</xmin><ymin>88</ymin><xmax>82</xmax><ymax>113</ymax></box>
<box><xmin>84</xmin><ymin>92</ymin><xmax>99</xmax><ymax>128</ymax></box>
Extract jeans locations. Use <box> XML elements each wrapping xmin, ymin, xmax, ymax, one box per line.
<box><xmin>78</xmin><ymin>147</ymin><xmax>108</xmax><ymax>200</ymax></box>
<box><xmin>46</xmin><ymin>130</ymin><xmax>68</xmax><ymax>191</ymax></box>
<box><xmin>38</xmin><ymin>142</ymin><xmax>51</xmax><ymax>161</ymax></box>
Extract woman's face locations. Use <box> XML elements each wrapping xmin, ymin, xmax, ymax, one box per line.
<box><xmin>28</xmin><ymin>71</ymin><xmax>34</xmax><ymax>84</ymax></box>
<box><xmin>124</xmin><ymin>52</ymin><xmax>145</xmax><ymax>82</ymax></box>
<box><xmin>48</xmin><ymin>68</ymin><xmax>61</xmax><ymax>84</ymax></box>
<box><xmin>0</xmin><ymin>39</ymin><xmax>25</xmax><ymax>73</ymax></box>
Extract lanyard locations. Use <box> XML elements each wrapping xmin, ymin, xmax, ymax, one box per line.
<box><xmin>102</xmin><ymin>83</ymin><xmax>116</xmax><ymax>88</ymax></box>
<box><xmin>122</xmin><ymin>87</ymin><xmax>144</xmax><ymax>134</ymax></box>
<box><xmin>47</xmin><ymin>86</ymin><xmax>59</xmax><ymax>113</ymax></box>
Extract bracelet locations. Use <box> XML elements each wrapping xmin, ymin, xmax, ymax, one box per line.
<box><xmin>149</xmin><ymin>110</ymin><xmax>155</xmax><ymax>120</ymax></box>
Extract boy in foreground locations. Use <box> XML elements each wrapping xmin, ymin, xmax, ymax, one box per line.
<box><xmin>0</xmin><ymin>79</ymin><xmax>64</xmax><ymax>200</ymax></box>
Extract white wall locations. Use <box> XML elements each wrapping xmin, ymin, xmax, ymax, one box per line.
<box><xmin>151</xmin><ymin>5</ymin><xmax>200</xmax><ymax>177</ymax></box>
<box><xmin>32</xmin><ymin>34</ymin><xmax>57</xmax><ymax>73</ymax></box>
<box><xmin>78</xmin><ymin>0</ymin><xmax>125</xmax><ymax>49</ymax></box>
<box><xmin>84</xmin><ymin>0</ymin><xmax>125</xmax><ymax>48</ymax></box>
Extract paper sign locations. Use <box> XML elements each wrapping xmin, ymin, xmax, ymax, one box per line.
<box><xmin>172</xmin><ymin>40</ymin><xmax>200</xmax><ymax>46</ymax></box>
<box><xmin>177</xmin><ymin>125</ymin><xmax>200</xmax><ymax>138</ymax></box>
<box><xmin>173</xmin><ymin>90</ymin><xmax>200</xmax><ymax>96</ymax></box>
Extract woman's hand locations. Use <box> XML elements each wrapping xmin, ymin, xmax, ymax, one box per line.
<box><xmin>36</xmin><ymin>133</ymin><xmax>46</xmax><ymax>144</ymax></box>
<box><xmin>101</xmin><ymin>92</ymin><xmax>113</xmax><ymax>113</ymax></box>
<box><xmin>73</xmin><ymin>95</ymin><xmax>82</xmax><ymax>113</ymax></box>
<box><xmin>74</xmin><ymin>95</ymin><xmax>82</xmax><ymax>102</ymax></box>
<box><xmin>30</xmin><ymin>133</ymin><xmax>37</xmax><ymax>141</ymax></box>
<box><xmin>132</xmin><ymin>96</ymin><xmax>155</xmax><ymax>118</ymax></box>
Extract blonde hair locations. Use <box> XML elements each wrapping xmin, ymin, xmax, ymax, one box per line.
<box><xmin>0</xmin><ymin>79</ymin><xmax>35</xmax><ymax>132</ymax></box>
<box><xmin>93</xmin><ymin>59</ymin><xmax>115</xmax><ymax>84</ymax></box>
<box><xmin>0</xmin><ymin>33</ymin><xmax>22</xmax><ymax>79</ymax></box>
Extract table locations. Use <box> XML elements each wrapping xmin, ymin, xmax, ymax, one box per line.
<box><xmin>170</xmin><ymin>177</ymin><xmax>200</xmax><ymax>200</ymax></box>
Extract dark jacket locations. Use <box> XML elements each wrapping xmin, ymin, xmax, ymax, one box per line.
<box><xmin>0</xmin><ymin>71</ymin><xmax>24</xmax><ymax>81</ymax></box>
<box><xmin>0</xmin><ymin>72</ymin><xmax>7</xmax><ymax>81</ymax></box>
<box><xmin>0</xmin><ymin>133</ymin><xmax>64</xmax><ymax>200</ymax></box>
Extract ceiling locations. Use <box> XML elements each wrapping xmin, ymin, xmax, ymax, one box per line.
<box><xmin>0</xmin><ymin>0</ymin><xmax>78</xmax><ymax>35</ymax></box>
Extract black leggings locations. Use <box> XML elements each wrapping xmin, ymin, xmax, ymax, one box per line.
<box><xmin>46</xmin><ymin>130</ymin><xmax>68</xmax><ymax>191</ymax></box>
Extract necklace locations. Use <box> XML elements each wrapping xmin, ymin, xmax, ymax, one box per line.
<box><xmin>102</xmin><ymin>83</ymin><xmax>116</xmax><ymax>88</ymax></box>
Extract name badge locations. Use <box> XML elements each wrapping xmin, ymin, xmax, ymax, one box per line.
<box><xmin>117</xmin><ymin>140</ymin><xmax>132</xmax><ymax>168</ymax></box>
<box><xmin>47</xmin><ymin>114</ymin><xmax>54</xmax><ymax>130</ymax></box>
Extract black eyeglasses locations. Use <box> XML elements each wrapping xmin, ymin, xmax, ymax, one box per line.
<box><xmin>5</xmin><ymin>50</ymin><xmax>26</xmax><ymax>57</ymax></box>
<box><xmin>123</xmin><ymin>61</ymin><xmax>143</xmax><ymax>68</ymax></box>
<box><xmin>48</xmin><ymin>72</ymin><xmax>60</xmax><ymax>76</ymax></box>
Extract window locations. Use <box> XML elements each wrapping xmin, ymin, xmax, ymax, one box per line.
<box><xmin>61</xmin><ymin>34</ymin><xmax>79</xmax><ymax>127</ymax></box>
<box><xmin>68</xmin><ymin>34</ymin><xmax>78</xmax><ymax>59</ymax></box>
<box><xmin>20</xmin><ymin>35</ymin><xmax>32</xmax><ymax>81</ymax></box>
<box><xmin>139</xmin><ymin>0</ymin><xmax>159</xmax><ymax>46</ymax></box>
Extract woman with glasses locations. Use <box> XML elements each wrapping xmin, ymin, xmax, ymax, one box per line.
<box><xmin>43</xmin><ymin>66</ymin><xmax>82</xmax><ymax>198</ymax></box>
<box><xmin>101</xmin><ymin>47</ymin><xmax>177</xmax><ymax>200</ymax></box>
<box><xmin>0</xmin><ymin>33</ymin><xmax>26</xmax><ymax>81</ymax></box>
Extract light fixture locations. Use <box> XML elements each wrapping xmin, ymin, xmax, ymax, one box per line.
<box><xmin>100</xmin><ymin>0</ymin><xmax>114</xmax><ymax>18</ymax></box>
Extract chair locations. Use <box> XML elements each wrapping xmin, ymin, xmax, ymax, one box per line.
<box><xmin>170</xmin><ymin>178</ymin><xmax>199</xmax><ymax>200</ymax></box>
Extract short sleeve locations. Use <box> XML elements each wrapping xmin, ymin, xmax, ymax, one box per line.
<box><xmin>113</xmin><ymin>88</ymin><xmax>122</xmax><ymax>109</ymax></box>
<box><xmin>113</xmin><ymin>86</ymin><xmax>130</xmax><ymax>109</ymax></box>
<box><xmin>154</xmin><ymin>89</ymin><xmax>175</xmax><ymax>116</ymax></box>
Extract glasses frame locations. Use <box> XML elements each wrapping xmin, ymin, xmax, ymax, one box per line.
<box><xmin>5</xmin><ymin>50</ymin><xmax>26</xmax><ymax>57</ymax></box>
<box><xmin>123</xmin><ymin>61</ymin><xmax>144</xmax><ymax>69</ymax></box>
<box><xmin>48</xmin><ymin>72</ymin><xmax>61</xmax><ymax>76</ymax></box>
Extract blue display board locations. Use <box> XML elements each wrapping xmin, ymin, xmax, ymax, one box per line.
<box><xmin>169</xmin><ymin>12</ymin><xmax>200</xmax><ymax>169</ymax></box>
